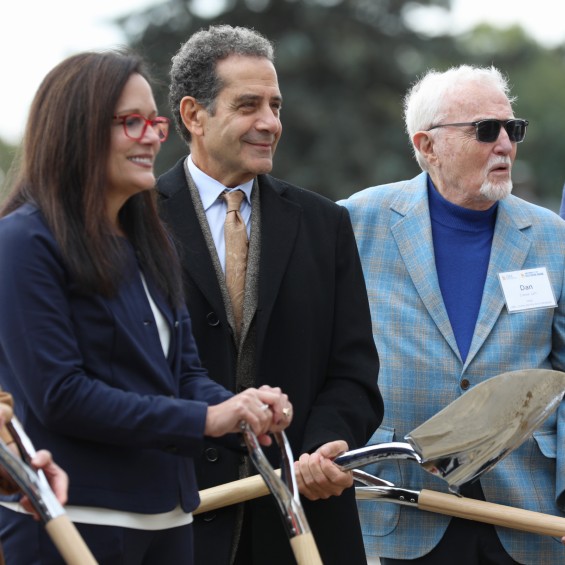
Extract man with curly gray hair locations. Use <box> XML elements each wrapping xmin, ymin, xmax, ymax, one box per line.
<box><xmin>169</xmin><ymin>25</ymin><xmax>274</xmax><ymax>146</ymax></box>
<box><xmin>158</xmin><ymin>24</ymin><xmax>383</xmax><ymax>565</ymax></box>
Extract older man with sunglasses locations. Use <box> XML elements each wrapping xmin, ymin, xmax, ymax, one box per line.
<box><xmin>340</xmin><ymin>65</ymin><xmax>565</xmax><ymax>565</ymax></box>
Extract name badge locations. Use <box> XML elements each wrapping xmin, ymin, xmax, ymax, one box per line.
<box><xmin>498</xmin><ymin>267</ymin><xmax>557</xmax><ymax>313</ymax></box>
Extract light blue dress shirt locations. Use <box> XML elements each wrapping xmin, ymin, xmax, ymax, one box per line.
<box><xmin>186</xmin><ymin>155</ymin><xmax>253</xmax><ymax>273</ymax></box>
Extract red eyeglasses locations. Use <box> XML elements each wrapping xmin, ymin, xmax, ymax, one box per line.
<box><xmin>113</xmin><ymin>114</ymin><xmax>170</xmax><ymax>142</ymax></box>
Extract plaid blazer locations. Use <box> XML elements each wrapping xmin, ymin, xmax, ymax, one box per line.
<box><xmin>340</xmin><ymin>172</ymin><xmax>565</xmax><ymax>563</ymax></box>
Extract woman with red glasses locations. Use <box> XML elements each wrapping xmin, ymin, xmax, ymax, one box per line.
<box><xmin>0</xmin><ymin>49</ymin><xmax>292</xmax><ymax>564</ymax></box>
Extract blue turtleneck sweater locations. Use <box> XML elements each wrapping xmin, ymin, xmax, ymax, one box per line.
<box><xmin>428</xmin><ymin>178</ymin><xmax>498</xmax><ymax>362</ymax></box>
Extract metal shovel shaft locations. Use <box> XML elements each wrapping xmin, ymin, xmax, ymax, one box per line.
<box><xmin>1</xmin><ymin>420</ymin><xmax>98</xmax><ymax>565</ymax></box>
<box><xmin>239</xmin><ymin>425</ymin><xmax>323</xmax><ymax>565</ymax></box>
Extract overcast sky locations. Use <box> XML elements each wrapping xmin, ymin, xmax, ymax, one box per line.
<box><xmin>1</xmin><ymin>0</ymin><xmax>563</xmax><ymax>144</ymax></box>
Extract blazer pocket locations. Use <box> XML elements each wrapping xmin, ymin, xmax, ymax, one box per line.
<box><xmin>356</xmin><ymin>426</ymin><xmax>401</xmax><ymax>537</ymax></box>
<box><xmin>533</xmin><ymin>430</ymin><xmax>556</xmax><ymax>459</ymax></box>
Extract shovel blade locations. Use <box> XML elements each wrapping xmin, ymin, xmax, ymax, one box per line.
<box><xmin>405</xmin><ymin>369</ymin><xmax>565</xmax><ymax>492</ymax></box>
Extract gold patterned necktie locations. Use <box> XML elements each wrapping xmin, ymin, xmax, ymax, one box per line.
<box><xmin>222</xmin><ymin>190</ymin><xmax>248</xmax><ymax>339</ymax></box>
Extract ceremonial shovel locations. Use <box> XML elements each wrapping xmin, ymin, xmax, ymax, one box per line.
<box><xmin>0</xmin><ymin>417</ymin><xmax>97</xmax><ymax>564</ymax></box>
<box><xmin>196</xmin><ymin>369</ymin><xmax>565</xmax><ymax>540</ymax></box>
<box><xmin>238</xmin><ymin>422</ymin><xmax>323</xmax><ymax>564</ymax></box>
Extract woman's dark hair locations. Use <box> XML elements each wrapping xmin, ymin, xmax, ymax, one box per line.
<box><xmin>1</xmin><ymin>49</ymin><xmax>182</xmax><ymax>305</ymax></box>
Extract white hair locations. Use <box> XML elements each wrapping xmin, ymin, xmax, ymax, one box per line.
<box><xmin>403</xmin><ymin>65</ymin><xmax>516</xmax><ymax>171</ymax></box>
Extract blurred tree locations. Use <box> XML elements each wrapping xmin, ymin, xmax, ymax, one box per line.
<box><xmin>0</xmin><ymin>0</ymin><xmax>556</xmax><ymax>211</ymax></box>
<box><xmin>120</xmin><ymin>0</ymin><xmax>565</xmax><ymax>208</ymax></box>
<box><xmin>118</xmin><ymin>0</ymin><xmax>449</xmax><ymax>200</ymax></box>
<box><xmin>0</xmin><ymin>138</ymin><xmax>17</xmax><ymax>203</ymax></box>
<box><xmin>3</xmin><ymin>1</ymin><xmax>564</xmax><ymax>210</ymax></box>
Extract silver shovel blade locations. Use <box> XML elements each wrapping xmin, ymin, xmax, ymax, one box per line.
<box><xmin>405</xmin><ymin>369</ymin><xmax>565</xmax><ymax>492</ymax></box>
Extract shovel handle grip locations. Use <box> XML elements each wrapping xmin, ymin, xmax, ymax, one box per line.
<box><xmin>289</xmin><ymin>532</ymin><xmax>323</xmax><ymax>565</ymax></box>
<box><xmin>196</xmin><ymin>474</ymin><xmax>565</xmax><ymax>539</ymax></box>
<box><xmin>419</xmin><ymin>489</ymin><xmax>565</xmax><ymax>537</ymax></box>
<box><xmin>44</xmin><ymin>515</ymin><xmax>98</xmax><ymax>564</ymax></box>
<box><xmin>197</xmin><ymin>476</ymin><xmax>323</xmax><ymax>564</ymax></box>
<box><xmin>195</xmin><ymin>471</ymin><xmax>276</xmax><ymax>515</ymax></box>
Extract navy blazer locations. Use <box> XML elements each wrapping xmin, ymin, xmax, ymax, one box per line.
<box><xmin>0</xmin><ymin>203</ymin><xmax>232</xmax><ymax>513</ymax></box>
<box><xmin>158</xmin><ymin>159</ymin><xmax>384</xmax><ymax>565</ymax></box>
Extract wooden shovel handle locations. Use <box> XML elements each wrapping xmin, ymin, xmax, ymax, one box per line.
<box><xmin>196</xmin><ymin>472</ymin><xmax>322</xmax><ymax>564</ymax></box>
<box><xmin>196</xmin><ymin>473</ymin><xmax>565</xmax><ymax>539</ymax></box>
<box><xmin>195</xmin><ymin>471</ymin><xmax>275</xmax><ymax>515</ymax></box>
<box><xmin>290</xmin><ymin>532</ymin><xmax>323</xmax><ymax>565</ymax></box>
<box><xmin>45</xmin><ymin>515</ymin><xmax>98</xmax><ymax>565</ymax></box>
<box><xmin>419</xmin><ymin>489</ymin><xmax>565</xmax><ymax>537</ymax></box>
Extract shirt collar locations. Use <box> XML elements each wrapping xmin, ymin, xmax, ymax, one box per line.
<box><xmin>186</xmin><ymin>155</ymin><xmax>254</xmax><ymax>212</ymax></box>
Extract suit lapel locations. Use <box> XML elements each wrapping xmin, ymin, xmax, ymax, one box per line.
<box><xmin>464</xmin><ymin>198</ymin><xmax>532</xmax><ymax>368</ymax></box>
<box><xmin>391</xmin><ymin>180</ymin><xmax>534</xmax><ymax>367</ymax></box>
<box><xmin>390</xmin><ymin>175</ymin><xmax>460</xmax><ymax>358</ymax></box>
<box><xmin>158</xmin><ymin>160</ymin><xmax>227</xmax><ymax>322</ymax></box>
<box><xmin>256</xmin><ymin>176</ymin><xmax>301</xmax><ymax>347</ymax></box>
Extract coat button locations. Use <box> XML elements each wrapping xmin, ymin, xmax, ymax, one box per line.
<box><xmin>206</xmin><ymin>312</ymin><xmax>220</xmax><ymax>326</ymax></box>
<box><xmin>460</xmin><ymin>378</ymin><xmax>470</xmax><ymax>390</ymax></box>
<box><xmin>205</xmin><ymin>447</ymin><xmax>219</xmax><ymax>462</ymax></box>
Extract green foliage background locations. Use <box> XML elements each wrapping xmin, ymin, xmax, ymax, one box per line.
<box><xmin>3</xmin><ymin>0</ymin><xmax>565</xmax><ymax>211</ymax></box>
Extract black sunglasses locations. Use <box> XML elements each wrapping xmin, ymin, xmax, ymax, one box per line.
<box><xmin>427</xmin><ymin>118</ymin><xmax>529</xmax><ymax>143</ymax></box>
